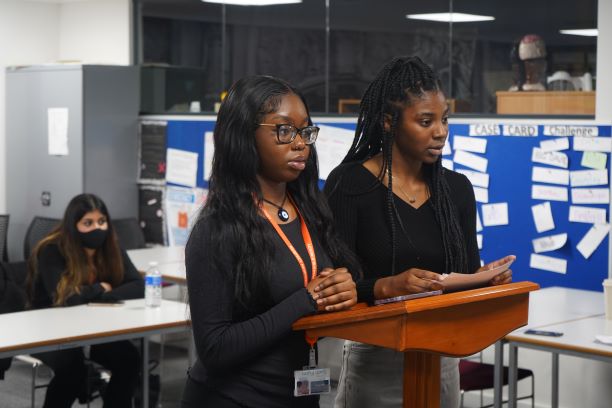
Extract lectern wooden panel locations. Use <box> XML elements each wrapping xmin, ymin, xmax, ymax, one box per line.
<box><xmin>293</xmin><ymin>281</ymin><xmax>539</xmax><ymax>408</ymax></box>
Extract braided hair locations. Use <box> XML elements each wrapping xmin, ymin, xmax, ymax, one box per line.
<box><xmin>343</xmin><ymin>56</ymin><xmax>468</xmax><ymax>275</ymax></box>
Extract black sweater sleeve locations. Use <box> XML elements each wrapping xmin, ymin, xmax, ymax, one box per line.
<box><xmin>100</xmin><ymin>250</ymin><xmax>144</xmax><ymax>301</ymax></box>
<box><xmin>186</xmin><ymin>219</ymin><xmax>317</xmax><ymax>372</ymax></box>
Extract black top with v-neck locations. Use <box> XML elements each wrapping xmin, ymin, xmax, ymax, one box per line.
<box><xmin>324</xmin><ymin>162</ymin><xmax>481</xmax><ymax>303</ymax></box>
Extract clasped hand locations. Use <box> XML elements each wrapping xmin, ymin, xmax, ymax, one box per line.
<box><xmin>307</xmin><ymin>267</ymin><xmax>357</xmax><ymax>312</ymax></box>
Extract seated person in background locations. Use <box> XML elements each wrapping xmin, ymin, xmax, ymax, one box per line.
<box><xmin>26</xmin><ymin>193</ymin><xmax>144</xmax><ymax>408</ymax></box>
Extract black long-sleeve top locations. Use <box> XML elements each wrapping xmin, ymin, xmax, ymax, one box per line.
<box><xmin>31</xmin><ymin>243</ymin><xmax>144</xmax><ymax>309</ymax></box>
<box><xmin>324</xmin><ymin>162</ymin><xmax>481</xmax><ymax>304</ymax></box>
<box><xmin>186</xmin><ymin>215</ymin><xmax>333</xmax><ymax>408</ymax></box>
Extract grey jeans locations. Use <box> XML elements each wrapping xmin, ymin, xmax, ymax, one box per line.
<box><xmin>334</xmin><ymin>341</ymin><xmax>460</xmax><ymax>408</ymax></box>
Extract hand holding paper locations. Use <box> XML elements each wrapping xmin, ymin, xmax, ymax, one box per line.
<box><xmin>440</xmin><ymin>255</ymin><xmax>515</xmax><ymax>292</ymax></box>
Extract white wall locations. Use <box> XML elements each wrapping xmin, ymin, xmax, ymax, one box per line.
<box><xmin>596</xmin><ymin>0</ymin><xmax>612</xmax><ymax>123</ymax></box>
<box><xmin>0</xmin><ymin>0</ymin><xmax>131</xmax><ymax>213</ymax></box>
<box><xmin>59</xmin><ymin>0</ymin><xmax>131</xmax><ymax>65</ymax></box>
<box><xmin>0</xmin><ymin>0</ymin><xmax>61</xmax><ymax>213</ymax></box>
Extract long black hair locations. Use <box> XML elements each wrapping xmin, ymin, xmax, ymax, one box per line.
<box><xmin>342</xmin><ymin>56</ymin><xmax>468</xmax><ymax>275</ymax></box>
<box><xmin>199</xmin><ymin>75</ymin><xmax>359</xmax><ymax>310</ymax></box>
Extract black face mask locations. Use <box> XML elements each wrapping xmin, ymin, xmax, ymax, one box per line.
<box><xmin>78</xmin><ymin>229</ymin><xmax>108</xmax><ymax>249</ymax></box>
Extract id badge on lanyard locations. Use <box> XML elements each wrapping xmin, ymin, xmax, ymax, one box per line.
<box><xmin>259</xmin><ymin>194</ymin><xmax>331</xmax><ymax>396</ymax></box>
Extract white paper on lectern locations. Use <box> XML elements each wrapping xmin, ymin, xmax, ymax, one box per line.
<box><xmin>571</xmin><ymin>188</ymin><xmax>610</xmax><ymax>204</ymax></box>
<box><xmin>454</xmin><ymin>150</ymin><xmax>488</xmax><ymax>172</ymax></box>
<box><xmin>203</xmin><ymin>131</ymin><xmax>214</xmax><ymax>181</ymax></box>
<box><xmin>569</xmin><ymin>206</ymin><xmax>607</xmax><ymax>224</ymax></box>
<box><xmin>532</xmin><ymin>167</ymin><xmax>569</xmax><ymax>185</ymax></box>
<box><xmin>482</xmin><ymin>203</ymin><xmax>509</xmax><ymax>226</ymax></box>
<box><xmin>531</xmin><ymin>202</ymin><xmax>555</xmax><ymax>233</ymax></box>
<box><xmin>570</xmin><ymin>169</ymin><xmax>608</xmax><ymax>187</ymax></box>
<box><xmin>532</xmin><ymin>233</ymin><xmax>567</xmax><ymax>253</ymax></box>
<box><xmin>442</xmin><ymin>159</ymin><xmax>454</xmax><ymax>170</ymax></box>
<box><xmin>441</xmin><ymin>259</ymin><xmax>513</xmax><ymax>292</ymax></box>
<box><xmin>473</xmin><ymin>186</ymin><xmax>489</xmax><ymax>203</ymax></box>
<box><xmin>315</xmin><ymin>124</ymin><xmax>354</xmax><ymax>180</ymax></box>
<box><xmin>577</xmin><ymin>224</ymin><xmax>610</xmax><ymax>259</ymax></box>
<box><xmin>532</xmin><ymin>147</ymin><xmax>568</xmax><ymax>168</ymax></box>
<box><xmin>540</xmin><ymin>138</ymin><xmax>570</xmax><ymax>152</ymax></box>
<box><xmin>457</xmin><ymin>169</ymin><xmax>489</xmax><ymax>188</ymax></box>
<box><xmin>530</xmin><ymin>253</ymin><xmax>567</xmax><ymax>274</ymax></box>
<box><xmin>442</xmin><ymin>142</ymin><xmax>452</xmax><ymax>156</ymax></box>
<box><xmin>166</xmin><ymin>148</ymin><xmax>198</xmax><ymax>187</ymax></box>
<box><xmin>453</xmin><ymin>136</ymin><xmax>487</xmax><ymax>153</ymax></box>
<box><xmin>574</xmin><ymin>136</ymin><xmax>612</xmax><ymax>152</ymax></box>
<box><xmin>532</xmin><ymin>185</ymin><xmax>568</xmax><ymax>202</ymax></box>
<box><xmin>48</xmin><ymin>107</ymin><xmax>69</xmax><ymax>156</ymax></box>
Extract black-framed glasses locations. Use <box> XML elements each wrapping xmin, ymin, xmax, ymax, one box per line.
<box><xmin>258</xmin><ymin>123</ymin><xmax>319</xmax><ymax>145</ymax></box>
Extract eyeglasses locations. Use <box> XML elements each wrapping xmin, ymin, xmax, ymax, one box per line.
<box><xmin>258</xmin><ymin>123</ymin><xmax>319</xmax><ymax>145</ymax></box>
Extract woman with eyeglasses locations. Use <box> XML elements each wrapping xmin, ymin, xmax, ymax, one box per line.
<box><xmin>324</xmin><ymin>56</ymin><xmax>513</xmax><ymax>408</ymax></box>
<box><xmin>182</xmin><ymin>75</ymin><xmax>359</xmax><ymax>408</ymax></box>
<box><xmin>26</xmin><ymin>193</ymin><xmax>143</xmax><ymax>408</ymax></box>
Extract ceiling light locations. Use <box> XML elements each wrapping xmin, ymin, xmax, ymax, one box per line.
<box><xmin>559</xmin><ymin>29</ymin><xmax>598</xmax><ymax>37</ymax></box>
<box><xmin>203</xmin><ymin>0</ymin><xmax>302</xmax><ymax>5</ymax></box>
<box><xmin>406</xmin><ymin>13</ymin><xmax>495</xmax><ymax>23</ymax></box>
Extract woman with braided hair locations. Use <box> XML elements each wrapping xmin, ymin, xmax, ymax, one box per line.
<box><xmin>324</xmin><ymin>56</ymin><xmax>513</xmax><ymax>407</ymax></box>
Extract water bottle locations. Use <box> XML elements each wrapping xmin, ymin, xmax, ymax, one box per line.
<box><xmin>145</xmin><ymin>261</ymin><xmax>162</xmax><ymax>308</ymax></box>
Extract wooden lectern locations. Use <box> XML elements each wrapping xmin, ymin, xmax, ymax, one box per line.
<box><xmin>293</xmin><ymin>281</ymin><xmax>539</xmax><ymax>408</ymax></box>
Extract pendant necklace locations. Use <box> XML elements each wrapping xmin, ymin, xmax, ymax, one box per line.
<box><xmin>262</xmin><ymin>195</ymin><xmax>290</xmax><ymax>222</ymax></box>
<box><xmin>391</xmin><ymin>175</ymin><xmax>417</xmax><ymax>204</ymax></box>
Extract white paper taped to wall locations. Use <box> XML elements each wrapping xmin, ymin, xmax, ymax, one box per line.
<box><xmin>530</xmin><ymin>253</ymin><xmax>567</xmax><ymax>274</ymax></box>
<box><xmin>571</xmin><ymin>188</ymin><xmax>610</xmax><ymax>204</ymax></box>
<box><xmin>532</xmin><ymin>233</ymin><xmax>567</xmax><ymax>253</ymax></box>
<box><xmin>454</xmin><ymin>150</ymin><xmax>488</xmax><ymax>172</ymax></box>
<box><xmin>482</xmin><ymin>202</ymin><xmax>509</xmax><ymax>226</ymax></box>
<box><xmin>453</xmin><ymin>135</ymin><xmax>487</xmax><ymax>153</ymax></box>
<box><xmin>539</xmin><ymin>138</ymin><xmax>570</xmax><ymax>152</ymax></box>
<box><xmin>456</xmin><ymin>168</ymin><xmax>489</xmax><ymax>188</ymax></box>
<box><xmin>569</xmin><ymin>206</ymin><xmax>607</xmax><ymax>224</ymax></box>
<box><xmin>532</xmin><ymin>166</ymin><xmax>570</xmax><ymax>185</ymax></box>
<box><xmin>532</xmin><ymin>147</ymin><xmax>568</xmax><ymax>168</ymax></box>
<box><xmin>576</xmin><ymin>224</ymin><xmax>610</xmax><ymax>259</ymax></box>
<box><xmin>569</xmin><ymin>169</ymin><xmax>608</xmax><ymax>187</ymax></box>
<box><xmin>532</xmin><ymin>185</ymin><xmax>568</xmax><ymax>202</ymax></box>
<box><xmin>532</xmin><ymin>202</ymin><xmax>555</xmax><ymax>233</ymax></box>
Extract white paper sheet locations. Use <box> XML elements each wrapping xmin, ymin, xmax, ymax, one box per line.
<box><xmin>48</xmin><ymin>107</ymin><xmax>69</xmax><ymax>156</ymax></box>
<box><xmin>531</xmin><ymin>147</ymin><xmax>569</xmax><ymax>168</ymax></box>
<box><xmin>469</xmin><ymin>124</ymin><xmax>501</xmax><ymax>136</ymax></box>
<box><xmin>532</xmin><ymin>233</ymin><xmax>567</xmax><ymax>253</ymax></box>
<box><xmin>453</xmin><ymin>136</ymin><xmax>487</xmax><ymax>153</ymax></box>
<box><xmin>540</xmin><ymin>137</ymin><xmax>570</xmax><ymax>152</ymax></box>
<box><xmin>532</xmin><ymin>167</ymin><xmax>570</xmax><ymax>185</ymax></box>
<box><xmin>477</xmin><ymin>234</ymin><xmax>483</xmax><ymax>249</ymax></box>
<box><xmin>456</xmin><ymin>169</ymin><xmax>489</xmax><ymax>188</ymax></box>
<box><xmin>166</xmin><ymin>148</ymin><xmax>199</xmax><ymax>187</ymax></box>
<box><xmin>531</xmin><ymin>202</ymin><xmax>555</xmax><ymax>233</ymax></box>
<box><xmin>476</xmin><ymin>209</ymin><xmax>483</xmax><ymax>232</ymax></box>
<box><xmin>543</xmin><ymin>125</ymin><xmax>598</xmax><ymax>137</ymax></box>
<box><xmin>454</xmin><ymin>150</ymin><xmax>488</xmax><ymax>172</ymax></box>
<box><xmin>532</xmin><ymin>185</ymin><xmax>568</xmax><ymax>202</ymax></box>
<box><xmin>529</xmin><ymin>253</ymin><xmax>567</xmax><ymax>274</ymax></box>
<box><xmin>571</xmin><ymin>188</ymin><xmax>610</xmax><ymax>204</ymax></box>
<box><xmin>315</xmin><ymin>124</ymin><xmax>354</xmax><ymax>180</ymax></box>
<box><xmin>576</xmin><ymin>223</ymin><xmax>610</xmax><ymax>259</ymax></box>
<box><xmin>482</xmin><ymin>202</ymin><xmax>509</xmax><ymax>226</ymax></box>
<box><xmin>569</xmin><ymin>206</ymin><xmax>607</xmax><ymax>224</ymax></box>
<box><xmin>442</xmin><ymin>142</ymin><xmax>452</xmax><ymax>156</ymax></box>
<box><xmin>581</xmin><ymin>151</ymin><xmax>608</xmax><ymax>170</ymax></box>
<box><xmin>203</xmin><ymin>131</ymin><xmax>214</xmax><ymax>181</ymax></box>
<box><xmin>570</xmin><ymin>169</ymin><xmax>608</xmax><ymax>187</ymax></box>
<box><xmin>441</xmin><ymin>258</ymin><xmax>513</xmax><ymax>291</ymax></box>
<box><xmin>573</xmin><ymin>136</ymin><xmax>612</xmax><ymax>152</ymax></box>
<box><xmin>165</xmin><ymin>186</ymin><xmax>208</xmax><ymax>246</ymax></box>
<box><xmin>441</xmin><ymin>159</ymin><xmax>454</xmax><ymax>170</ymax></box>
<box><xmin>473</xmin><ymin>186</ymin><xmax>489</xmax><ymax>203</ymax></box>
<box><xmin>503</xmin><ymin>124</ymin><xmax>538</xmax><ymax>137</ymax></box>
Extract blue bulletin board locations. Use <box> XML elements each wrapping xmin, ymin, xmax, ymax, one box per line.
<box><xmin>158</xmin><ymin>115</ymin><xmax>611</xmax><ymax>292</ymax></box>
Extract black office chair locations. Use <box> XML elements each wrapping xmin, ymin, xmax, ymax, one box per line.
<box><xmin>459</xmin><ymin>358</ymin><xmax>535</xmax><ymax>408</ymax></box>
<box><xmin>23</xmin><ymin>217</ymin><xmax>61</xmax><ymax>260</ymax></box>
<box><xmin>0</xmin><ymin>215</ymin><xmax>9</xmax><ymax>262</ymax></box>
<box><xmin>113</xmin><ymin>218</ymin><xmax>146</xmax><ymax>250</ymax></box>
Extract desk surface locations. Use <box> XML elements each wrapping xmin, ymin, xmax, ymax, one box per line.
<box><xmin>520</xmin><ymin>286</ymin><xmax>604</xmax><ymax>330</ymax></box>
<box><xmin>127</xmin><ymin>246</ymin><xmax>186</xmax><ymax>284</ymax></box>
<box><xmin>0</xmin><ymin>299</ymin><xmax>190</xmax><ymax>358</ymax></box>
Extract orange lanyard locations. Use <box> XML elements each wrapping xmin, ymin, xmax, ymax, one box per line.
<box><xmin>260</xmin><ymin>194</ymin><xmax>317</xmax><ymax>286</ymax></box>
